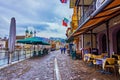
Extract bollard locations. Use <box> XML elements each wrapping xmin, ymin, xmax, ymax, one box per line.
<box><xmin>30</xmin><ymin>49</ymin><xmax>32</xmax><ymax>57</ymax></box>
<box><xmin>18</xmin><ymin>50</ymin><xmax>19</xmax><ymax>61</ymax></box>
<box><xmin>25</xmin><ymin>50</ymin><xmax>26</xmax><ymax>59</ymax></box>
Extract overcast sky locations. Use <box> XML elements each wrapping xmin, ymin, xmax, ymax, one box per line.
<box><xmin>0</xmin><ymin>0</ymin><xmax>72</xmax><ymax>39</ymax></box>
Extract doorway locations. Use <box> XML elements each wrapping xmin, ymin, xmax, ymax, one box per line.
<box><xmin>102</xmin><ymin>34</ymin><xmax>107</xmax><ymax>53</ymax></box>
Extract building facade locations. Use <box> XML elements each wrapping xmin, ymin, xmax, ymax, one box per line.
<box><xmin>67</xmin><ymin>0</ymin><xmax>120</xmax><ymax>57</ymax></box>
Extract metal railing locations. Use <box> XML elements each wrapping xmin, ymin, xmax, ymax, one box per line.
<box><xmin>78</xmin><ymin>0</ymin><xmax>96</xmax><ymax>26</ymax></box>
<box><xmin>0</xmin><ymin>49</ymin><xmax>32</xmax><ymax>67</ymax></box>
<box><xmin>0</xmin><ymin>48</ymin><xmax>51</xmax><ymax>67</ymax></box>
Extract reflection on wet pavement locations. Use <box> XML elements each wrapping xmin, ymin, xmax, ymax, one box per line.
<box><xmin>0</xmin><ymin>50</ymin><xmax>119</xmax><ymax>80</ymax></box>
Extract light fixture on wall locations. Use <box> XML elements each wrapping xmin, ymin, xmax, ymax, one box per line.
<box><xmin>113</xmin><ymin>17</ymin><xmax>120</xmax><ymax>25</ymax></box>
<box><xmin>114</xmin><ymin>21</ymin><xmax>120</xmax><ymax>25</ymax></box>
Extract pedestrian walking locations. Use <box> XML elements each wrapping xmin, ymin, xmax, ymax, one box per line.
<box><xmin>63</xmin><ymin>46</ymin><xmax>66</xmax><ymax>54</ymax></box>
<box><xmin>60</xmin><ymin>47</ymin><xmax>63</xmax><ymax>54</ymax></box>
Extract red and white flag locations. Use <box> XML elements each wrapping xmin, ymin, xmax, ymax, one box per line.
<box><xmin>62</xmin><ymin>18</ymin><xmax>69</xmax><ymax>27</ymax></box>
<box><xmin>60</xmin><ymin>0</ymin><xmax>67</xmax><ymax>3</ymax></box>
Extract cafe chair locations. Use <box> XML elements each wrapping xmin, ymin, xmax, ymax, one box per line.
<box><xmin>103</xmin><ymin>58</ymin><xmax>115</xmax><ymax>74</ymax></box>
<box><xmin>86</xmin><ymin>54</ymin><xmax>96</xmax><ymax>66</ymax></box>
<box><xmin>93</xmin><ymin>55</ymin><xmax>103</xmax><ymax>70</ymax></box>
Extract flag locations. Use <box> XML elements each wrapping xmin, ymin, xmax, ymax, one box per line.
<box><xmin>60</xmin><ymin>0</ymin><xmax>67</xmax><ymax>3</ymax></box>
<box><xmin>62</xmin><ymin>18</ymin><xmax>69</xmax><ymax>27</ymax></box>
<box><xmin>62</xmin><ymin>20</ymin><xmax>67</xmax><ymax>26</ymax></box>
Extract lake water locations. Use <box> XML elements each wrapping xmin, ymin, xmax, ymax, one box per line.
<box><xmin>0</xmin><ymin>50</ymin><xmax>32</xmax><ymax>66</ymax></box>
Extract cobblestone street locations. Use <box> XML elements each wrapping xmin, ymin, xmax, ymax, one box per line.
<box><xmin>0</xmin><ymin>50</ymin><xmax>119</xmax><ymax>80</ymax></box>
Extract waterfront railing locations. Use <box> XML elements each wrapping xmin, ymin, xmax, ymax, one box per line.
<box><xmin>0</xmin><ymin>49</ymin><xmax>32</xmax><ymax>67</ymax></box>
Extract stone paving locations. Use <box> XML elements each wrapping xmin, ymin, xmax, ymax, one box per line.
<box><xmin>0</xmin><ymin>53</ymin><xmax>55</xmax><ymax>80</ymax></box>
<box><xmin>0</xmin><ymin>50</ymin><xmax>119</xmax><ymax>80</ymax></box>
<box><xmin>56</xmin><ymin>51</ymin><xmax>120</xmax><ymax>80</ymax></box>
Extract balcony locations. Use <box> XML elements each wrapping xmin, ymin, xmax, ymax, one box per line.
<box><xmin>78</xmin><ymin>0</ymin><xmax>96</xmax><ymax>26</ymax></box>
<box><xmin>77</xmin><ymin>0</ymin><xmax>112</xmax><ymax>28</ymax></box>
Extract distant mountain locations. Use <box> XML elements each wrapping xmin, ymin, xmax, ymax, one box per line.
<box><xmin>49</xmin><ymin>37</ymin><xmax>65</xmax><ymax>43</ymax></box>
<box><xmin>32</xmin><ymin>37</ymin><xmax>66</xmax><ymax>43</ymax></box>
<box><xmin>34</xmin><ymin>36</ymin><xmax>49</xmax><ymax>43</ymax></box>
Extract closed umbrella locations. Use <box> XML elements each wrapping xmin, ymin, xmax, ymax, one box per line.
<box><xmin>8</xmin><ymin>17</ymin><xmax>16</xmax><ymax>63</ymax></box>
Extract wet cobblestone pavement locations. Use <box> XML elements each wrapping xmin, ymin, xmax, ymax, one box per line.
<box><xmin>0</xmin><ymin>50</ymin><xmax>119</xmax><ymax>80</ymax></box>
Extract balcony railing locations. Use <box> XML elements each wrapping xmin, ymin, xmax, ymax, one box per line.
<box><xmin>79</xmin><ymin>0</ymin><xmax>96</xmax><ymax>26</ymax></box>
<box><xmin>78</xmin><ymin>0</ymin><xmax>113</xmax><ymax>28</ymax></box>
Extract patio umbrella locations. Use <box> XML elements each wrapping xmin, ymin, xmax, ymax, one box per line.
<box><xmin>42</xmin><ymin>42</ymin><xmax>50</xmax><ymax>45</ymax></box>
<box><xmin>17</xmin><ymin>37</ymin><xmax>50</xmax><ymax>45</ymax></box>
<box><xmin>17</xmin><ymin>37</ymin><xmax>50</xmax><ymax>56</ymax></box>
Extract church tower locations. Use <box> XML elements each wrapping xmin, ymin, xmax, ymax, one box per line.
<box><xmin>25</xmin><ymin>29</ymin><xmax>29</xmax><ymax>38</ymax></box>
<box><xmin>30</xmin><ymin>31</ymin><xmax>33</xmax><ymax>37</ymax></box>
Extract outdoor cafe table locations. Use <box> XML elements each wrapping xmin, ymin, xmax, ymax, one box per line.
<box><xmin>95</xmin><ymin>58</ymin><xmax>118</xmax><ymax>75</ymax></box>
<box><xmin>95</xmin><ymin>58</ymin><xmax>107</xmax><ymax>73</ymax></box>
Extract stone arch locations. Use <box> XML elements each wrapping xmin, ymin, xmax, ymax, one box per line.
<box><xmin>112</xmin><ymin>25</ymin><xmax>120</xmax><ymax>54</ymax></box>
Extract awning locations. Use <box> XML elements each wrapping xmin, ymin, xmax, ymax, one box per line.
<box><xmin>71</xmin><ymin>0</ymin><xmax>120</xmax><ymax>37</ymax></box>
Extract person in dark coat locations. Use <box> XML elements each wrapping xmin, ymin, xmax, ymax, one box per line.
<box><xmin>63</xmin><ymin>46</ymin><xmax>66</xmax><ymax>54</ymax></box>
<box><xmin>60</xmin><ymin>47</ymin><xmax>63</xmax><ymax>54</ymax></box>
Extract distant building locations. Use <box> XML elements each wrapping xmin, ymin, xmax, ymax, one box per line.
<box><xmin>25</xmin><ymin>29</ymin><xmax>33</xmax><ymax>38</ymax></box>
<box><xmin>15</xmin><ymin>36</ymin><xmax>25</xmax><ymax>49</ymax></box>
<box><xmin>0</xmin><ymin>38</ymin><xmax>8</xmax><ymax>49</ymax></box>
<box><xmin>49</xmin><ymin>37</ymin><xmax>66</xmax><ymax>50</ymax></box>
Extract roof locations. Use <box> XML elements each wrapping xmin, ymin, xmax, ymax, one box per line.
<box><xmin>16</xmin><ymin>36</ymin><xmax>25</xmax><ymax>40</ymax></box>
